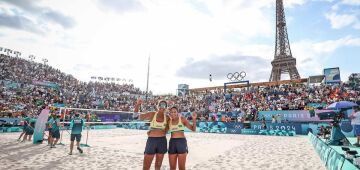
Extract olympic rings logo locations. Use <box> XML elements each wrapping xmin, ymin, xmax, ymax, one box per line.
<box><xmin>227</xmin><ymin>71</ymin><xmax>246</xmax><ymax>81</ymax></box>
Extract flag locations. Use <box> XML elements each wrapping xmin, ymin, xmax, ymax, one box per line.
<box><xmin>33</xmin><ymin>109</ymin><xmax>50</xmax><ymax>144</ymax></box>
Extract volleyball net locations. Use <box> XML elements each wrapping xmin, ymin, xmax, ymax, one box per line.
<box><xmin>56</xmin><ymin>107</ymin><xmax>148</xmax><ymax>147</ymax></box>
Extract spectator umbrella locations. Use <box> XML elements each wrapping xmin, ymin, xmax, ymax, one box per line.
<box><xmin>327</xmin><ymin>101</ymin><xmax>358</xmax><ymax>109</ymax></box>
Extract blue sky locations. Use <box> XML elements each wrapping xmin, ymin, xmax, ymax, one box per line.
<box><xmin>0</xmin><ymin>0</ymin><xmax>359</xmax><ymax>94</ymax></box>
<box><xmin>285</xmin><ymin>0</ymin><xmax>360</xmax><ymax>78</ymax></box>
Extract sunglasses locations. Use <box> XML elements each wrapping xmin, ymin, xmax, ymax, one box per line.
<box><xmin>159</xmin><ymin>102</ymin><xmax>167</xmax><ymax>108</ymax></box>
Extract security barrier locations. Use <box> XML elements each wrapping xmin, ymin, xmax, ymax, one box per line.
<box><xmin>118</xmin><ymin>121</ymin><xmax>296</xmax><ymax>136</ymax></box>
<box><xmin>0</xmin><ymin>127</ymin><xmax>23</xmax><ymax>132</ymax></box>
<box><xmin>308</xmin><ymin>132</ymin><xmax>359</xmax><ymax>170</ymax></box>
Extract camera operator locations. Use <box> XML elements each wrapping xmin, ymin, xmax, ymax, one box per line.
<box><xmin>317</xmin><ymin>126</ymin><xmax>325</xmax><ymax>138</ymax></box>
<box><xmin>350</xmin><ymin>106</ymin><xmax>360</xmax><ymax>146</ymax></box>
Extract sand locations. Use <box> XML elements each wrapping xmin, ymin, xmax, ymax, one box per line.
<box><xmin>0</xmin><ymin>129</ymin><xmax>325</xmax><ymax>170</ymax></box>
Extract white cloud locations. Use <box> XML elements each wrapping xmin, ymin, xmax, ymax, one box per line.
<box><xmin>318</xmin><ymin>0</ymin><xmax>336</xmax><ymax>2</ymax></box>
<box><xmin>341</xmin><ymin>0</ymin><xmax>360</xmax><ymax>5</ymax></box>
<box><xmin>8</xmin><ymin>0</ymin><xmax>360</xmax><ymax>94</ymax></box>
<box><xmin>56</xmin><ymin>0</ymin><xmax>279</xmax><ymax>93</ymax></box>
<box><xmin>325</xmin><ymin>0</ymin><xmax>360</xmax><ymax>30</ymax></box>
<box><xmin>0</xmin><ymin>1</ymin><xmax>76</xmax><ymax>33</ymax></box>
<box><xmin>325</xmin><ymin>12</ymin><xmax>358</xmax><ymax>29</ymax></box>
<box><xmin>291</xmin><ymin>36</ymin><xmax>360</xmax><ymax>78</ymax></box>
<box><xmin>313</xmin><ymin>36</ymin><xmax>360</xmax><ymax>52</ymax></box>
<box><xmin>331</xmin><ymin>4</ymin><xmax>340</xmax><ymax>11</ymax></box>
<box><xmin>355</xmin><ymin>22</ymin><xmax>360</xmax><ymax>29</ymax></box>
<box><xmin>284</xmin><ymin>0</ymin><xmax>308</xmax><ymax>8</ymax></box>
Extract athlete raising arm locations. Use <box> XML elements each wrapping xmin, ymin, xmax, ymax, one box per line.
<box><xmin>168</xmin><ymin>106</ymin><xmax>197</xmax><ymax>170</ymax></box>
<box><xmin>134</xmin><ymin>99</ymin><xmax>170</xmax><ymax>170</ymax></box>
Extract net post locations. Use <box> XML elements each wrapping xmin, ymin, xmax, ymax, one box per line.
<box><xmin>80</xmin><ymin>125</ymin><xmax>90</xmax><ymax>147</ymax></box>
<box><xmin>58</xmin><ymin>108</ymin><xmax>65</xmax><ymax>145</ymax></box>
<box><xmin>80</xmin><ymin>112</ymin><xmax>91</xmax><ymax>147</ymax></box>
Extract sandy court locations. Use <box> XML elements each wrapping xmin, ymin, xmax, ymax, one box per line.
<box><xmin>0</xmin><ymin>129</ymin><xmax>325</xmax><ymax>170</ymax></box>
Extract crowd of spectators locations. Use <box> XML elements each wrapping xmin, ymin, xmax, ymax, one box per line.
<box><xmin>137</xmin><ymin>83</ymin><xmax>359</xmax><ymax>122</ymax></box>
<box><xmin>0</xmin><ymin>54</ymin><xmax>144</xmax><ymax>118</ymax></box>
<box><xmin>221</xmin><ymin>83</ymin><xmax>359</xmax><ymax>112</ymax></box>
<box><xmin>137</xmin><ymin>78</ymin><xmax>359</xmax><ymax>122</ymax></box>
<box><xmin>1</xmin><ymin>53</ymin><xmax>360</xmax><ymax>122</ymax></box>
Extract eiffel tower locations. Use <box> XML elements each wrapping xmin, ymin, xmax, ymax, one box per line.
<box><xmin>269</xmin><ymin>0</ymin><xmax>300</xmax><ymax>82</ymax></box>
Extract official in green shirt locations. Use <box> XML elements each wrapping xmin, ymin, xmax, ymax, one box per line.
<box><xmin>69</xmin><ymin>112</ymin><xmax>85</xmax><ymax>155</ymax></box>
<box><xmin>18</xmin><ymin>115</ymin><xmax>29</xmax><ymax>141</ymax></box>
<box><xmin>50</xmin><ymin>115</ymin><xmax>61</xmax><ymax>148</ymax></box>
<box><xmin>46</xmin><ymin>114</ymin><xmax>55</xmax><ymax>145</ymax></box>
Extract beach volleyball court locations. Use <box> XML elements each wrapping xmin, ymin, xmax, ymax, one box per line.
<box><xmin>0</xmin><ymin>129</ymin><xmax>325</xmax><ymax>170</ymax></box>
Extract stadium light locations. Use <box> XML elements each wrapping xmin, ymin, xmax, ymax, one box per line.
<box><xmin>14</xmin><ymin>51</ymin><xmax>21</xmax><ymax>57</ymax></box>
<box><xmin>114</xmin><ymin>78</ymin><xmax>120</xmax><ymax>84</ymax></box>
<box><xmin>90</xmin><ymin>76</ymin><xmax>132</xmax><ymax>85</ymax></box>
<box><xmin>42</xmin><ymin>58</ymin><xmax>48</xmax><ymax>65</ymax></box>
<box><xmin>4</xmin><ymin>48</ymin><xmax>12</xmax><ymax>56</ymax></box>
<box><xmin>90</xmin><ymin>76</ymin><xmax>97</xmax><ymax>82</ymax></box>
<box><xmin>29</xmin><ymin>55</ymin><xmax>36</xmax><ymax>62</ymax></box>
